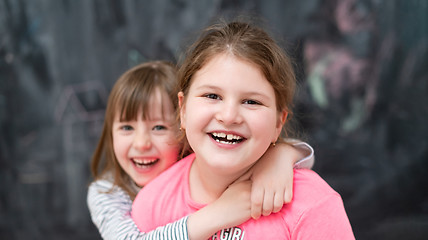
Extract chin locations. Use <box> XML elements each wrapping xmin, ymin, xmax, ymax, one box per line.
<box><xmin>209</xmin><ymin>163</ymin><xmax>244</xmax><ymax>174</ymax></box>
<box><xmin>133</xmin><ymin>175</ymin><xmax>152</xmax><ymax>187</ymax></box>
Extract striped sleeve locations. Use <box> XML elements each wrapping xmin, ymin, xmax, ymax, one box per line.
<box><xmin>87</xmin><ymin>179</ymin><xmax>189</xmax><ymax>240</ymax></box>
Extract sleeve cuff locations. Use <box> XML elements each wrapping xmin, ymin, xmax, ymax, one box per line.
<box><xmin>291</xmin><ymin>141</ymin><xmax>315</xmax><ymax>169</ymax></box>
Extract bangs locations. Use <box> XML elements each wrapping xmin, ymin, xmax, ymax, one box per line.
<box><xmin>115</xmin><ymin>78</ymin><xmax>169</xmax><ymax>122</ymax></box>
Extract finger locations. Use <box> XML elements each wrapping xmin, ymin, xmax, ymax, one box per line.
<box><xmin>262</xmin><ymin>189</ymin><xmax>274</xmax><ymax>216</ymax></box>
<box><xmin>272</xmin><ymin>190</ymin><xmax>284</xmax><ymax>213</ymax></box>
<box><xmin>250</xmin><ymin>187</ymin><xmax>263</xmax><ymax>220</ymax></box>
<box><xmin>283</xmin><ymin>181</ymin><xmax>293</xmax><ymax>204</ymax></box>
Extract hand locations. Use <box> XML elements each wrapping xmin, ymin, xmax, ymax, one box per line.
<box><xmin>247</xmin><ymin>143</ymin><xmax>302</xmax><ymax>219</ymax></box>
<box><xmin>211</xmin><ymin>180</ymin><xmax>252</xmax><ymax>228</ymax></box>
<box><xmin>187</xmin><ymin>180</ymin><xmax>252</xmax><ymax>240</ymax></box>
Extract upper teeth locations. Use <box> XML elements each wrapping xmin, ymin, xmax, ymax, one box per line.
<box><xmin>212</xmin><ymin>132</ymin><xmax>242</xmax><ymax>140</ymax></box>
<box><xmin>133</xmin><ymin>159</ymin><xmax>156</xmax><ymax>164</ymax></box>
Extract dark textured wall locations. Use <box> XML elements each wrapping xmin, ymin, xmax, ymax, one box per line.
<box><xmin>1</xmin><ymin>0</ymin><xmax>427</xmax><ymax>239</ymax></box>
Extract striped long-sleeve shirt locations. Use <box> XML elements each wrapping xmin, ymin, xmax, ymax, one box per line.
<box><xmin>87</xmin><ymin>179</ymin><xmax>189</xmax><ymax>240</ymax></box>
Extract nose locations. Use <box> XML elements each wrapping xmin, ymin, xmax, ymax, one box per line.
<box><xmin>133</xmin><ymin>128</ymin><xmax>152</xmax><ymax>150</ymax></box>
<box><xmin>216</xmin><ymin>101</ymin><xmax>243</xmax><ymax>125</ymax></box>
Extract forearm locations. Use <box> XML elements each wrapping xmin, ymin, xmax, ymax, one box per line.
<box><xmin>88</xmin><ymin>180</ymin><xmax>189</xmax><ymax>240</ymax></box>
<box><xmin>187</xmin><ymin>180</ymin><xmax>252</xmax><ymax>239</ymax></box>
<box><xmin>187</xmin><ymin>207</ymin><xmax>222</xmax><ymax>240</ymax></box>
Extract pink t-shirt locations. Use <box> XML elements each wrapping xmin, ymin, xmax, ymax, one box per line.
<box><xmin>132</xmin><ymin>154</ymin><xmax>355</xmax><ymax>240</ymax></box>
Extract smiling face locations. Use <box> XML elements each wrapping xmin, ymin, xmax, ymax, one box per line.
<box><xmin>113</xmin><ymin>88</ymin><xmax>180</xmax><ymax>187</ymax></box>
<box><xmin>179</xmin><ymin>54</ymin><xmax>286</xmax><ymax>177</ymax></box>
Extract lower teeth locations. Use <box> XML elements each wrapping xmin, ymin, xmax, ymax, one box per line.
<box><xmin>215</xmin><ymin>139</ymin><xmax>237</xmax><ymax>144</ymax></box>
<box><xmin>136</xmin><ymin>164</ymin><xmax>149</xmax><ymax>168</ymax></box>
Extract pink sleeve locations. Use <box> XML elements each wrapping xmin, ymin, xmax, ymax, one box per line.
<box><xmin>291</xmin><ymin>193</ymin><xmax>355</xmax><ymax>240</ymax></box>
<box><xmin>132</xmin><ymin>187</ymin><xmax>154</xmax><ymax>232</ymax></box>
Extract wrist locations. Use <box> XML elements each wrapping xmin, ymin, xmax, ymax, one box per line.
<box><xmin>272</xmin><ymin>142</ymin><xmax>302</xmax><ymax>165</ymax></box>
<box><xmin>187</xmin><ymin>205</ymin><xmax>222</xmax><ymax>240</ymax></box>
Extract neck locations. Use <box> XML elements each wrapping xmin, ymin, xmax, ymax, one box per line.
<box><xmin>189</xmin><ymin>157</ymin><xmax>248</xmax><ymax>204</ymax></box>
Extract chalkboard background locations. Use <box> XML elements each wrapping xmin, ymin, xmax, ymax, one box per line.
<box><xmin>1</xmin><ymin>0</ymin><xmax>427</xmax><ymax>239</ymax></box>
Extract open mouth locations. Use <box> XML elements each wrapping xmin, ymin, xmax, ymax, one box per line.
<box><xmin>132</xmin><ymin>158</ymin><xmax>159</xmax><ymax>168</ymax></box>
<box><xmin>210</xmin><ymin>132</ymin><xmax>244</xmax><ymax>145</ymax></box>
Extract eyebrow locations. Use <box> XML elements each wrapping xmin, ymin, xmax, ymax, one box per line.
<box><xmin>194</xmin><ymin>84</ymin><xmax>220</xmax><ymax>91</ymax></box>
<box><xmin>195</xmin><ymin>84</ymin><xmax>272</xmax><ymax>100</ymax></box>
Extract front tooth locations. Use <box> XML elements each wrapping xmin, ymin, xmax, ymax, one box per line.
<box><xmin>143</xmin><ymin>159</ymin><xmax>155</xmax><ymax>164</ymax></box>
<box><xmin>134</xmin><ymin>159</ymin><xmax>143</xmax><ymax>164</ymax></box>
<box><xmin>226</xmin><ymin>134</ymin><xmax>233</xmax><ymax>140</ymax></box>
<box><xmin>219</xmin><ymin>133</ymin><xmax>226</xmax><ymax>138</ymax></box>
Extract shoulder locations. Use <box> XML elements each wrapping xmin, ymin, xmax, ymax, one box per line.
<box><xmin>280</xmin><ymin>169</ymin><xmax>343</xmax><ymax>221</ymax></box>
<box><xmin>132</xmin><ymin>154</ymin><xmax>194</xmax><ymax>231</ymax></box>
<box><xmin>88</xmin><ymin>177</ymin><xmax>114</xmax><ymax>192</ymax></box>
<box><xmin>87</xmin><ymin>178</ymin><xmax>132</xmax><ymax>211</ymax></box>
<box><xmin>288</xmin><ymin>169</ymin><xmax>342</xmax><ymax>209</ymax></box>
<box><xmin>88</xmin><ymin>177</ymin><xmax>124</xmax><ymax>197</ymax></box>
<box><xmin>280</xmin><ymin>169</ymin><xmax>354</xmax><ymax>238</ymax></box>
<box><xmin>133</xmin><ymin>154</ymin><xmax>194</xmax><ymax>204</ymax></box>
<box><xmin>142</xmin><ymin>154</ymin><xmax>193</xmax><ymax>191</ymax></box>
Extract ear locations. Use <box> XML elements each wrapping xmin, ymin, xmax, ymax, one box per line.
<box><xmin>178</xmin><ymin>92</ymin><xmax>186</xmax><ymax>130</ymax></box>
<box><xmin>273</xmin><ymin>110</ymin><xmax>288</xmax><ymax>141</ymax></box>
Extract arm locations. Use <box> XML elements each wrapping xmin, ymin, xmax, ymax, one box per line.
<box><xmin>88</xmin><ymin>178</ymin><xmax>251</xmax><ymax>240</ymax></box>
<box><xmin>186</xmin><ymin>180</ymin><xmax>252</xmax><ymax>239</ymax></box>
<box><xmin>247</xmin><ymin>141</ymin><xmax>315</xmax><ymax>219</ymax></box>
<box><xmin>87</xmin><ymin>179</ymin><xmax>188</xmax><ymax>240</ymax></box>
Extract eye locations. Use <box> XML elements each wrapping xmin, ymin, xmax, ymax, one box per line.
<box><xmin>243</xmin><ymin>99</ymin><xmax>261</xmax><ymax>105</ymax></box>
<box><xmin>120</xmin><ymin>125</ymin><xmax>134</xmax><ymax>131</ymax></box>
<box><xmin>152</xmin><ymin>125</ymin><xmax>167</xmax><ymax>131</ymax></box>
<box><xmin>204</xmin><ymin>93</ymin><xmax>221</xmax><ymax>100</ymax></box>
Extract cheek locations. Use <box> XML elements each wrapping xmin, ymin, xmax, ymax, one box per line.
<box><xmin>112</xmin><ymin>134</ymin><xmax>129</xmax><ymax>158</ymax></box>
<box><xmin>161</xmin><ymin>147</ymin><xmax>179</xmax><ymax>169</ymax></box>
<box><xmin>250</xmin><ymin>111</ymin><xmax>278</xmax><ymax>137</ymax></box>
<box><xmin>155</xmin><ymin>135</ymin><xmax>180</xmax><ymax>164</ymax></box>
<box><xmin>112</xmin><ymin>138</ymin><xmax>129</xmax><ymax>171</ymax></box>
<box><xmin>185</xmin><ymin>101</ymin><xmax>212</xmax><ymax>127</ymax></box>
<box><xmin>112</xmin><ymin>134</ymin><xmax>121</xmax><ymax>155</ymax></box>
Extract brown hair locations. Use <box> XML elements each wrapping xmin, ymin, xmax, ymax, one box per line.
<box><xmin>177</xmin><ymin>20</ymin><xmax>297</xmax><ymax>154</ymax></box>
<box><xmin>91</xmin><ymin>61</ymin><xmax>178</xmax><ymax>199</ymax></box>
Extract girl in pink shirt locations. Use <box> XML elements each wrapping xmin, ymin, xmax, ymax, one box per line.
<box><xmin>132</xmin><ymin>20</ymin><xmax>355</xmax><ymax>239</ymax></box>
